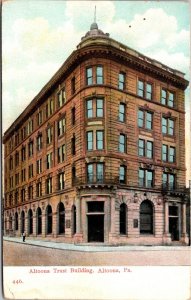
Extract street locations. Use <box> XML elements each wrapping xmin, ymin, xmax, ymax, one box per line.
<box><xmin>3</xmin><ymin>239</ymin><xmax>191</xmax><ymax>266</ymax></box>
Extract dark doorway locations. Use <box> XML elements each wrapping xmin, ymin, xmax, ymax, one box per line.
<box><xmin>21</xmin><ymin>211</ymin><xmax>25</xmax><ymax>233</ymax></box>
<box><xmin>46</xmin><ymin>205</ymin><xmax>52</xmax><ymax>234</ymax></box>
<box><xmin>120</xmin><ymin>203</ymin><xmax>127</xmax><ymax>235</ymax></box>
<box><xmin>15</xmin><ymin>212</ymin><xmax>18</xmax><ymax>231</ymax></box>
<box><xmin>58</xmin><ymin>202</ymin><xmax>65</xmax><ymax>234</ymax></box>
<box><xmin>140</xmin><ymin>200</ymin><xmax>153</xmax><ymax>234</ymax></box>
<box><xmin>28</xmin><ymin>209</ymin><xmax>33</xmax><ymax>234</ymax></box>
<box><xmin>72</xmin><ymin>205</ymin><xmax>76</xmax><ymax>235</ymax></box>
<box><xmin>169</xmin><ymin>218</ymin><xmax>179</xmax><ymax>241</ymax></box>
<box><xmin>88</xmin><ymin>215</ymin><xmax>104</xmax><ymax>242</ymax></box>
<box><xmin>37</xmin><ymin>207</ymin><xmax>42</xmax><ymax>235</ymax></box>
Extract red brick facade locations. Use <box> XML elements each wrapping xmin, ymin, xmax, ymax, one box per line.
<box><xmin>3</xmin><ymin>24</ymin><xmax>189</xmax><ymax>245</ymax></box>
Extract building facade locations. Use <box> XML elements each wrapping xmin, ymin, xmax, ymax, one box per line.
<box><xmin>3</xmin><ymin>23</ymin><xmax>189</xmax><ymax>245</ymax></box>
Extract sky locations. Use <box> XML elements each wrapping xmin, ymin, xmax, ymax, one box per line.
<box><xmin>2</xmin><ymin>0</ymin><xmax>190</xmax><ymax>183</ymax></box>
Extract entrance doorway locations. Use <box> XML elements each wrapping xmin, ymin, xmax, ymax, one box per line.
<box><xmin>169</xmin><ymin>205</ymin><xmax>179</xmax><ymax>241</ymax></box>
<box><xmin>87</xmin><ymin>201</ymin><xmax>104</xmax><ymax>242</ymax></box>
<box><xmin>88</xmin><ymin>215</ymin><xmax>104</xmax><ymax>242</ymax></box>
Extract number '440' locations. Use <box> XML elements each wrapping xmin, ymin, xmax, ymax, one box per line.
<box><xmin>13</xmin><ymin>280</ymin><xmax>23</xmax><ymax>284</ymax></box>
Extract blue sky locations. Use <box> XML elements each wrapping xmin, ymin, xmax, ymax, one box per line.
<box><xmin>2</xmin><ymin>0</ymin><xmax>190</xmax><ymax>181</ymax></box>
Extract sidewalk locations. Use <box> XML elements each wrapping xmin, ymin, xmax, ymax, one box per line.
<box><xmin>3</xmin><ymin>236</ymin><xmax>191</xmax><ymax>252</ymax></box>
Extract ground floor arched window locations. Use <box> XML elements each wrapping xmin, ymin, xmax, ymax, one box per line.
<box><xmin>21</xmin><ymin>211</ymin><xmax>25</xmax><ymax>234</ymax></box>
<box><xmin>140</xmin><ymin>200</ymin><xmax>153</xmax><ymax>234</ymax></box>
<box><xmin>28</xmin><ymin>209</ymin><xmax>33</xmax><ymax>234</ymax></box>
<box><xmin>120</xmin><ymin>203</ymin><xmax>127</xmax><ymax>235</ymax></box>
<box><xmin>46</xmin><ymin>205</ymin><xmax>52</xmax><ymax>234</ymax></box>
<box><xmin>58</xmin><ymin>202</ymin><xmax>65</xmax><ymax>234</ymax></box>
<box><xmin>36</xmin><ymin>207</ymin><xmax>42</xmax><ymax>235</ymax></box>
<box><xmin>15</xmin><ymin>212</ymin><xmax>18</xmax><ymax>231</ymax></box>
<box><xmin>72</xmin><ymin>205</ymin><xmax>76</xmax><ymax>235</ymax></box>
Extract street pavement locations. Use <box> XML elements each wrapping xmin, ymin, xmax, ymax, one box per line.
<box><xmin>3</xmin><ymin>237</ymin><xmax>191</xmax><ymax>266</ymax></box>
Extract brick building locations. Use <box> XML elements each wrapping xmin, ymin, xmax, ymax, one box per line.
<box><xmin>3</xmin><ymin>22</ymin><xmax>189</xmax><ymax>245</ymax></box>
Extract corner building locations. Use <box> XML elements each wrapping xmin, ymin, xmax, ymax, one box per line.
<box><xmin>3</xmin><ymin>23</ymin><xmax>189</xmax><ymax>245</ymax></box>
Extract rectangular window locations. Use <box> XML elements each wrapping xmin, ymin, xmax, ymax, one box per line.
<box><xmin>28</xmin><ymin>164</ymin><xmax>33</xmax><ymax>179</ymax></box>
<box><xmin>146</xmin><ymin>112</ymin><xmax>153</xmax><ymax>130</ymax></box>
<box><xmin>161</xmin><ymin>89</ymin><xmax>175</xmax><ymax>107</ymax></box>
<box><xmin>87</xmin><ymin>99</ymin><xmax>93</xmax><ymax>118</ymax></box>
<box><xmin>162</xmin><ymin>117</ymin><xmax>167</xmax><ymax>134</ymax></box>
<box><xmin>15</xmin><ymin>152</ymin><xmax>19</xmax><ymax>167</ymax></box>
<box><xmin>21</xmin><ymin>169</ymin><xmax>26</xmax><ymax>182</ymax></box>
<box><xmin>118</xmin><ymin>73</ymin><xmax>125</xmax><ymax>90</ymax></box>
<box><xmin>21</xmin><ymin>189</ymin><xmax>25</xmax><ymax>202</ymax></box>
<box><xmin>46</xmin><ymin>177</ymin><xmax>52</xmax><ymax>194</ymax></box>
<box><xmin>28</xmin><ymin>185</ymin><xmax>33</xmax><ymax>200</ymax></box>
<box><xmin>162</xmin><ymin>144</ymin><xmax>168</xmax><ymax>161</ymax></box>
<box><xmin>46</xmin><ymin>153</ymin><xmax>53</xmax><ymax>169</ymax></box>
<box><xmin>71</xmin><ymin>107</ymin><xmax>76</xmax><ymax>125</ymax></box>
<box><xmin>47</xmin><ymin>127</ymin><xmax>53</xmax><ymax>144</ymax></box>
<box><xmin>87</xmin><ymin>164</ymin><xmax>93</xmax><ymax>183</ymax></box>
<box><xmin>138</xmin><ymin>139</ymin><xmax>145</xmax><ymax>157</ymax></box>
<box><xmin>36</xmin><ymin>182</ymin><xmax>42</xmax><ymax>197</ymax></box>
<box><xmin>138</xmin><ymin>80</ymin><xmax>144</xmax><ymax>97</ymax></box>
<box><xmin>96</xmin><ymin>163</ymin><xmax>104</xmax><ymax>182</ymax></box>
<box><xmin>58</xmin><ymin>89</ymin><xmax>66</xmax><ymax>108</ymax></box>
<box><xmin>37</xmin><ymin>134</ymin><xmax>42</xmax><ymax>151</ymax></box>
<box><xmin>96</xmin><ymin>99</ymin><xmax>104</xmax><ymax>117</ymax></box>
<box><xmin>86</xmin><ymin>67</ymin><xmax>93</xmax><ymax>85</ymax></box>
<box><xmin>147</xmin><ymin>141</ymin><xmax>153</xmax><ymax>159</ymax></box>
<box><xmin>46</xmin><ymin>99</ymin><xmax>54</xmax><ymax>118</ymax></box>
<box><xmin>161</xmin><ymin>89</ymin><xmax>167</xmax><ymax>105</ymax></box>
<box><xmin>71</xmin><ymin>135</ymin><xmax>76</xmax><ymax>155</ymax></box>
<box><xmin>96</xmin><ymin>66</ymin><xmax>103</xmax><ymax>84</ymax></box>
<box><xmin>15</xmin><ymin>173</ymin><xmax>19</xmax><ymax>186</ymax></box>
<box><xmin>27</xmin><ymin>119</ymin><xmax>33</xmax><ymax>135</ymax></box>
<box><xmin>21</xmin><ymin>146</ymin><xmax>26</xmax><ymax>161</ymax></box>
<box><xmin>119</xmin><ymin>134</ymin><xmax>126</xmax><ymax>153</ymax></box>
<box><xmin>58</xmin><ymin>118</ymin><xmax>66</xmax><ymax>136</ymax></box>
<box><xmin>58</xmin><ymin>144</ymin><xmax>65</xmax><ymax>163</ymax></box>
<box><xmin>146</xmin><ymin>83</ymin><xmax>152</xmax><ymax>100</ymax></box>
<box><xmin>21</xmin><ymin>127</ymin><xmax>26</xmax><ymax>140</ymax></box>
<box><xmin>96</xmin><ymin>130</ymin><xmax>104</xmax><ymax>150</ymax></box>
<box><xmin>119</xmin><ymin>103</ymin><xmax>126</xmax><ymax>122</ymax></box>
<box><xmin>138</xmin><ymin>80</ymin><xmax>152</xmax><ymax>100</ymax></box>
<box><xmin>36</xmin><ymin>159</ymin><xmax>42</xmax><ymax>174</ymax></box>
<box><xmin>139</xmin><ymin>169</ymin><xmax>153</xmax><ymax>187</ymax></box>
<box><xmin>58</xmin><ymin>172</ymin><xmax>65</xmax><ymax>190</ymax></box>
<box><xmin>138</xmin><ymin>110</ymin><xmax>144</xmax><ymax>128</ymax></box>
<box><xmin>168</xmin><ymin>92</ymin><xmax>174</xmax><ymax>108</ymax></box>
<box><xmin>162</xmin><ymin>173</ymin><xmax>175</xmax><ymax>190</ymax></box>
<box><xmin>28</xmin><ymin>141</ymin><xmax>33</xmax><ymax>157</ymax></box>
<box><xmin>119</xmin><ymin>165</ymin><xmax>126</xmax><ymax>184</ymax></box>
<box><xmin>37</xmin><ymin>110</ymin><xmax>43</xmax><ymax>126</ymax></box>
<box><xmin>71</xmin><ymin>77</ymin><xmax>76</xmax><ymax>94</ymax></box>
<box><xmin>169</xmin><ymin>147</ymin><xmax>175</xmax><ymax>163</ymax></box>
<box><xmin>87</xmin><ymin>131</ymin><xmax>93</xmax><ymax>151</ymax></box>
<box><xmin>162</xmin><ymin>117</ymin><xmax>174</xmax><ymax>136</ymax></box>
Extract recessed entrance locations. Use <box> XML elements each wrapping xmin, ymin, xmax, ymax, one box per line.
<box><xmin>87</xmin><ymin>201</ymin><xmax>104</xmax><ymax>242</ymax></box>
<box><xmin>169</xmin><ymin>205</ymin><xmax>179</xmax><ymax>241</ymax></box>
<box><xmin>88</xmin><ymin>215</ymin><xmax>104</xmax><ymax>242</ymax></box>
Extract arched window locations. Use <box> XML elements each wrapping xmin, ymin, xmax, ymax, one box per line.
<box><xmin>120</xmin><ymin>203</ymin><xmax>127</xmax><ymax>235</ymax></box>
<box><xmin>140</xmin><ymin>200</ymin><xmax>153</xmax><ymax>234</ymax></box>
<box><xmin>15</xmin><ymin>212</ymin><xmax>18</xmax><ymax>231</ymax></box>
<box><xmin>46</xmin><ymin>205</ymin><xmax>52</xmax><ymax>234</ymax></box>
<box><xmin>36</xmin><ymin>207</ymin><xmax>42</xmax><ymax>235</ymax></box>
<box><xmin>58</xmin><ymin>202</ymin><xmax>65</xmax><ymax>234</ymax></box>
<box><xmin>21</xmin><ymin>211</ymin><xmax>25</xmax><ymax>233</ymax></box>
<box><xmin>72</xmin><ymin>205</ymin><xmax>76</xmax><ymax>235</ymax></box>
<box><xmin>28</xmin><ymin>209</ymin><xmax>33</xmax><ymax>234</ymax></box>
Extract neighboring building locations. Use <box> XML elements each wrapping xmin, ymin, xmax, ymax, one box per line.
<box><xmin>3</xmin><ymin>22</ymin><xmax>189</xmax><ymax>245</ymax></box>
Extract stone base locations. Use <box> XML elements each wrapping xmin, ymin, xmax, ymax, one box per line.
<box><xmin>162</xmin><ymin>234</ymin><xmax>172</xmax><ymax>245</ymax></box>
<box><xmin>180</xmin><ymin>234</ymin><xmax>189</xmax><ymax>245</ymax></box>
<box><xmin>74</xmin><ymin>233</ymin><xmax>83</xmax><ymax>244</ymax></box>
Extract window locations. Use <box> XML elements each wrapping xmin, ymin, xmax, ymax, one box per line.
<box><xmin>119</xmin><ymin>134</ymin><xmax>126</xmax><ymax>153</ymax></box>
<box><xmin>138</xmin><ymin>80</ymin><xmax>152</xmax><ymax>100</ymax></box>
<box><xmin>138</xmin><ymin>110</ymin><xmax>153</xmax><ymax>130</ymax></box>
<box><xmin>162</xmin><ymin>145</ymin><xmax>175</xmax><ymax>163</ymax></box>
<box><xmin>162</xmin><ymin>117</ymin><xmax>174</xmax><ymax>136</ymax></box>
<box><xmin>46</xmin><ymin>153</ymin><xmax>53</xmax><ymax>169</ymax></box>
<box><xmin>87</xmin><ymin>131</ymin><xmax>93</xmax><ymax>151</ymax></box>
<box><xmin>96</xmin><ymin>131</ymin><xmax>104</xmax><ymax>150</ymax></box>
<box><xmin>119</xmin><ymin>165</ymin><xmax>126</xmax><ymax>184</ymax></box>
<box><xmin>58</xmin><ymin>172</ymin><xmax>65</xmax><ymax>190</ymax></box>
<box><xmin>15</xmin><ymin>151</ymin><xmax>19</xmax><ymax>167</ymax></box>
<box><xmin>36</xmin><ymin>182</ymin><xmax>42</xmax><ymax>197</ymax></box>
<box><xmin>37</xmin><ymin>110</ymin><xmax>43</xmax><ymax>126</ymax></box>
<box><xmin>71</xmin><ymin>77</ymin><xmax>76</xmax><ymax>94</ymax></box>
<box><xmin>28</xmin><ymin>141</ymin><xmax>33</xmax><ymax>157</ymax></box>
<box><xmin>161</xmin><ymin>89</ymin><xmax>175</xmax><ymax>107</ymax></box>
<box><xmin>46</xmin><ymin>99</ymin><xmax>54</xmax><ymax>118</ymax></box>
<box><xmin>15</xmin><ymin>173</ymin><xmax>19</xmax><ymax>186</ymax></box>
<box><xmin>87</xmin><ymin>163</ymin><xmax>104</xmax><ymax>183</ymax></box>
<box><xmin>21</xmin><ymin>188</ymin><xmax>25</xmax><ymax>202</ymax></box>
<box><xmin>21</xmin><ymin>127</ymin><xmax>26</xmax><ymax>140</ymax></box>
<box><xmin>9</xmin><ymin>176</ymin><xmax>13</xmax><ymax>188</ymax></box>
<box><xmin>46</xmin><ymin>178</ymin><xmax>52</xmax><ymax>194</ymax></box>
<box><xmin>28</xmin><ymin>185</ymin><xmax>33</xmax><ymax>200</ymax></box>
<box><xmin>119</xmin><ymin>103</ymin><xmax>126</xmax><ymax>122</ymax></box>
<box><xmin>21</xmin><ymin>146</ymin><xmax>26</xmax><ymax>162</ymax></box>
<box><xmin>37</xmin><ymin>134</ymin><xmax>42</xmax><ymax>151</ymax></box>
<box><xmin>58</xmin><ymin>144</ymin><xmax>65</xmax><ymax>163</ymax></box>
<box><xmin>87</xmin><ymin>100</ymin><xmax>93</xmax><ymax>118</ymax></box>
<box><xmin>96</xmin><ymin>66</ymin><xmax>103</xmax><ymax>84</ymax></box>
<box><xmin>28</xmin><ymin>164</ymin><xmax>33</xmax><ymax>179</ymax></box>
<box><xmin>47</xmin><ymin>126</ymin><xmax>53</xmax><ymax>144</ymax></box>
<box><xmin>57</xmin><ymin>118</ymin><xmax>66</xmax><ymax>137</ymax></box>
<box><xmin>86</xmin><ymin>98</ymin><xmax>104</xmax><ymax>118</ymax></box>
<box><xmin>15</xmin><ymin>212</ymin><xmax>19</xmax><ymax>231</ymax></box>
<box><xmin>118</xmin><ymin>73</ymin><xmax>125</xmax><ymax>90</ymax></box>
<box><xmin>15</xmin><ymin>192</ymin><xmax>19</xmax><ymax>205</ymax></box>
<box><xmin>96</xmin><ymin>99</ymin><xmax>103</xmax><ymax>117</ymax></box>
<box><xmin>36</xmin><ymin>159</ymin><xmax>42</xmax><ymax>174</ymax></box>
<box><xmin>15</xmin><ymin>133</ymin><xmax>19</xmax><ymax>146</ymax></box>
<box><xmin>9</xmin><ymin>156</ymin><xmax>13</xmax><ymax>170</ymax></box>
<box><xmin>139</xmin><ymin>169</ymin><xmax>153</xmax><ymax>188</ymax></box>
<box><xmin>120</xmin><ymin>203</ymin><xmax>127</xmax><ymax>234</ymax></box>
<box><xmin>71</xmin><ymin>107</ymin><xmax>76</xmax><ymax>125</ymax></box>
<box><xmin>86</xmin><ymin>67</ymin><xmax>93</xmax><ymax>85</ymax></box>
<box><xmin>58</xmin><ymin>89</ymin><xmax>66</xmax><ymax>108</ymax></box>
<box><xmin>71</xmin><ymin>135</ymin><xmax>76</xmax><ymax>155</ymax></box>
<box><xmin>140</xmin><ymin>200</ymin><xmax>153</xmax><ymax>234</ymax></box>
<box><xmin>21</xmin><ymin>169</ymin><xmax>26</xmax><ymax>182</ymax></box>
<box><xmin>27</xmin><ymin>119</ymin><xmax>33</xmax><ymax>135</ymax></box>
<box><xmin>138</xmin><ymin>139</ymin><xmax>153</xmax><ymax>158</ymax></box>
<box><xmin>162</xmin><ymin>173</ymin><xmax>175</xmax><ymax>190</ymax></box>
